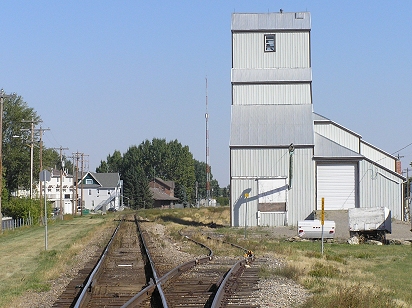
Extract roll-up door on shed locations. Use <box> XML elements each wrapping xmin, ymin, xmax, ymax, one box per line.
<box><xmin>317</xmin><ymin>164</ymin><xmax>356</xmax><ymax>210</ymax></box>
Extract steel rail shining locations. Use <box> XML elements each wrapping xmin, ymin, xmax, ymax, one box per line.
<box><xmin>122</xmin><ymin>226</ymin><xmax>214</xmax><ymax>307</ymax></box>
<box><xmin>73</xmin><ymin>218</ymin><xmax>123</xmax><ymax>308</ymax></box>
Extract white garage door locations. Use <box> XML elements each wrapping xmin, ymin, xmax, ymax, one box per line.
<box><xmin>317</xmin><ymin>164</ymin><xmax>356</xmax><ymax>210</ymax></box>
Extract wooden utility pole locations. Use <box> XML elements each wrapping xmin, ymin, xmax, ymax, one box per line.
<box><xmin>72</xmin><ymin>152</ymin><xmax>81</xmax><ymax>216</ymax></box>
<box><xmin>53</xmin><ymin>146</ymin><xmax>68</xmax><ymax>219</ymax></box>
<box><xmin>38</xmin><ymin>127</ymin><xmax>50</xmax><ymax>205</ymax></box>
<box><xmin>72</xmin><ymin>152</ymin><xmax>88</xmax><ymax>216</ymax></box>
<box><xmin>81</xmin><ymin>153</ymin><xmax>84</xmax><ymax>216</ymax></box>
<box><xmin>0</xmin><ymin>90</ymin><xmax>10</xmax><ymax>232</ymax></box>
<box><xmin>0</xmin><ymin>94</ymin><xmax>3</xmax><ymax>232</ymax></box>
<box><xmin>0</xmin><ymin>90</ymin><xmax>13</xmax><ymax>232</ymax></box>
<box><xmin>20</xmin><ymin>119</ymin><xmax>35</xmax><ymax>198</ymax></box>
<box><xmin>70</xmin><ymin>155</ymin><xmax>77</xmax><ymax>216</ymax></box>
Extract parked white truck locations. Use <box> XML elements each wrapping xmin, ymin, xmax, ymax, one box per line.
<box><xmin>348</xmin><ymin>207</ymin><xmax>391</xmax><ymax>243</ymax></box>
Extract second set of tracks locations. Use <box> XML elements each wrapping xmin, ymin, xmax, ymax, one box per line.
<box><xmin>53</xmin><ymin>214</ymin><xmax>260</xmax><ymax>307</ymax></box>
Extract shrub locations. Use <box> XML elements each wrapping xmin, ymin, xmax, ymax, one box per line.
<box><xmin>2</xmin><ymin>197</ymin><xmax>52</xmax><ymax>224</ymax></box>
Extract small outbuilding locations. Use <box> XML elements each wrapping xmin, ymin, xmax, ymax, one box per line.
<box><xmin>149</xmin><ymin>178</ymin><xmax>179</xmax><ymax>208</ymax></box>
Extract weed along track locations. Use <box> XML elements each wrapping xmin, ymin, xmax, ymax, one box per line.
<box><xmin>52</xmin><ymin>214</ymin><xmax>260</xmax><ymax>307</ymax></box>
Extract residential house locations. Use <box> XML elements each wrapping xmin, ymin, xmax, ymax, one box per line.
<box><xmin>78</xmin><ymin>172</ymin><xmax>122</xmax><ymax>212</ymax></box>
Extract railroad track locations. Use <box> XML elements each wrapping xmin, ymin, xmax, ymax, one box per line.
<box><xmin>53</xmin><ymin>215</ymin><xmax>149</xmax><ymax>308</ymax></box>
<box><xmin>54</xmin><ymin>215</ymin><xmax>260</xmax><ymax>307</ymax></box>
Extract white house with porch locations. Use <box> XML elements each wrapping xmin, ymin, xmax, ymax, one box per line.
<box><xmin>77</xmin><ymin>172</ymin><xmax>122</xmax><ymax>212</ymax></box>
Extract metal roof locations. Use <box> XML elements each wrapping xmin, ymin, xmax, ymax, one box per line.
<box><xmin>314</xmin><ymin>133</ymin><xmax>363</xmax><ymax>160</ymax></box>
<box><xmin>314</xmin><ymin>112</ymin><xmax>362</xmax><ymax>138</ymax></box>
<box><xmin>230</xmin><ymin>104</ymin><xmax>314</xmax><ymax>147</ymax></box>
<box><xmin>232</xmin><ymin>12</ymin><xmax>311</xmax><ymax>31</ymax></box>
<box><xmin>312</xmin><ymin>112</ymin><xmax>329</xmax><ymax>121</ymax></box>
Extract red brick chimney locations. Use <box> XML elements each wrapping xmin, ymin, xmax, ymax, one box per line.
<box><xmin>396</xmin><ymin>159</ymin><xmax>402</xmax><ymax>174</ymax></box>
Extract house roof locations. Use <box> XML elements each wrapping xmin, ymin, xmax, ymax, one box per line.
<box><xmin>150</xmin><ymin>187</ymin><xmax>179</xmax><ymax>201</ymax></box>
<box><xmin>230</xmin><ymin>104</ymin><xmax>314</xmax><ymax>147</ymax></box>
<box><xmin>154</xmin><ymin>177</ymin><xmax>175</xmax><ymax>189</ymax></box>
<box><xmin>79</xmin><ymin>172</ymin><xmax>120</xmax><ymax>188</ymax></box>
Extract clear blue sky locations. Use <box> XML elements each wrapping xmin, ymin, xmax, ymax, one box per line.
<box><xmin>1</xmin><ymin>1</ymin><xmax>411</xmax><ymax>187</ymax></box>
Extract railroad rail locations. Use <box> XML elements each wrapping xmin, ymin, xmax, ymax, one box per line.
<box><xmin>54</xmin><ymin>215</ymin><xmax>259</xmax><ymax>307</ymax></box>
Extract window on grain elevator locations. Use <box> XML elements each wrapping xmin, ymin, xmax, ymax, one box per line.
<box><xmin>264</xmin><ymin>34</ymin><xmax>275</xmax><ymax>52</ymax></box>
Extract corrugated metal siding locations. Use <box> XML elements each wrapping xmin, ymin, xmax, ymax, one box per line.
<box><xmin>231</xmin><ymin>178</ymin><xmax>259</xmax><ymax>227</ymax></box>
<box><xmin>231</xmin><ymin>148</ymin><xmax>289</xmax><ymax>177</ymax></box>
<box><xmin>231</xmin><ymin>68</ymin><xmax>312</xmax><ymax>83</ymax></box>
<box><xmin>230</xmin><ymin>104</ymin><xmax>314</xmax><ymax>146</ymax></box>
<box><xmin>358</xmin><ymin>160</ymin><xmax>403</xmax><ymax>219</ymax></box>
<box><xmin>232</xmin><ymin>12</ymin><xmax>311</xmax><ymax>31</ymax></box>
<box><xmin>232</xmin><ymin>32</ymin><xmax>310</xmax><ymax>69</ymax></box>
<box><xmin>258</xmin><ymin>212</ymin><xmax>287</xmax><ymax>227</ymax></box>
<box><xmin>314</xmin><ymin>123</ymin><xmax>360</xmax><ymax>153</ymax></box>
<box><xmin>317</xmin><ymin>164</ymin><xmax>356</xmax><ymax>210</ymax></box>
<box><xmin>314</xmin><ymin>133</ymin><xmax>363</xmax><ymax>159</ymax></box>
<box><xmin>360</xmin><ymin>142</ymin><xmax>395</xmax><ymax>171</ymax></box>
<box><xmin>233</xmin><ymin>84</ymin><xmax>311</xmax><ymax>105</ymax></box>
<box><xmin>230</xmin><ymin>148</ymin><xmax>315</xmax><ymax>226</ymax></box>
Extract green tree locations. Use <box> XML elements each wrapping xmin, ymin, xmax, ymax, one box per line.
<box><xmin>193</xmin><ymin>159</ymin><xmax>219</xmax><ymax>200</ymax></box>
<box><xmin>2</xmin><ymin>93</ymin><xmax>41</xmax><ymax>194</ymax></box>
<box><xmin>39</xmin><ymin>148</ymin><xmax>60</xmax><ymax>171</ymax></box>
<box><xmin>135</xmin><ymin>138</ymin><xmax>195</xmax><ymax>204</ymax></box>
<box><xmin>96</xmin><ymin>150</ymin><xmax>123</xmax><ymax>173</ymax></box>
<box><xmin>2</xmin><ymin>197</ymin><xmax>49</xmax><ymax>224</ymax></box>
<box><xmin>121</xmin><ymin>146</ymin><xmax>153</xmax><ymax>209</ymax></box>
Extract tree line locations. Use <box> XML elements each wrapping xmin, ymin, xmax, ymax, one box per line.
<box><xmin>0</xmin><ymin>92</ymin><xmax>229</xmax><ymax>220</ymax></box>
<box><xmin>1</xmin><ymin>93</ymin><xmax>72</xmax><ymax>222</ymax></box>
<box><xmin>96</xmin><ymin>138</ymin><xmax>229</xmax><ymax>209</ymax></box>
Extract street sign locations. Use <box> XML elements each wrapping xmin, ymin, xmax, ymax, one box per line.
<box><xmin>39</xmin><ymin>170</ymin><xmax>51</xmax><ymax>182</ymax></box>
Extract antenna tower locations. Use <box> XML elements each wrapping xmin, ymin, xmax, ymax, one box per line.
<box><xmin>205</xmin><ymin>78</ymin><xmax>210</xmax><ymax>206</ymax></box>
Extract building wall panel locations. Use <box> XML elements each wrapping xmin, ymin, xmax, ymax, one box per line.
<box><xmin>230</xmin><ymin>148</ymin><xmax>314</xmax><ymax>226</ymax></box>
<box><xmin>232</xmin><ymin>12</ymin><xmax>311</xmax><ymax>31</ymax></box>
<box><xmin>358</xmin><ymin>160</ymin><xmax>403</xmax><ymax>220</ymax></box>
<box><xmin>233</xmin><ymin>32</ymin><xmax>310</xmax><ymax>69</ymax></box>
<box><xmin>233</xmin><ymin>84</ymin><xmax>311</xmax><ymax>105</ymax></box>
<box><xmin>258</xmin><ymin>212</ymin><xmax>287</xmax><ymax>227</ymax></box>
<box><xmin>360</xmin><ymin>142</ymin><xmax>395</xmax><ymax>171</ymax></box>
<box><xmin>231</xmin><ymin>68</ymin><xmax>312</xmax><ymax>83</ymax></box>
<box><xmin>314</xmin><ymin>123</ymin><xmax>360</xmax><ymax>152</ymax></box>
<box><xmin>230</xmin><ymin>178</ymin><xmax>259</xmax><ymax>227</ymax></box>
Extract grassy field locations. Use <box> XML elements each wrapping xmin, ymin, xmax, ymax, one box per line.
<box><xmin>0</xmin><ymin>214</ymin><xmax>117</xmax><ymax>307</ymax></box>
<box><xmin>2</xmin><ymin>207</ymin><xmax>412</xmax><ymax>307</ymax></box>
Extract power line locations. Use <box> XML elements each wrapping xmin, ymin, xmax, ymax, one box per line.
<box><xmin>392</xmin><ymin>142</ymin><xmax>412</xmax><ymax>156</ymax></box>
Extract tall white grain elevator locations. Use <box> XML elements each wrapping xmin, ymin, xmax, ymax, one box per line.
<box><xmin>230</xmin><ymin>11</ymin><xmax>405</xmax><ymax>227</ymax></box>
<box><xmin>230</xmin><ymin>12</ymin><xmax>315</xmax><ymax>227</ymax></box>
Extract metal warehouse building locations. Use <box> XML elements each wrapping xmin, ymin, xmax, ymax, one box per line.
<box><xmin>230</xmin><ymin>12</ymin><xmax>405</xmax><ymax>227</ymax></box>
